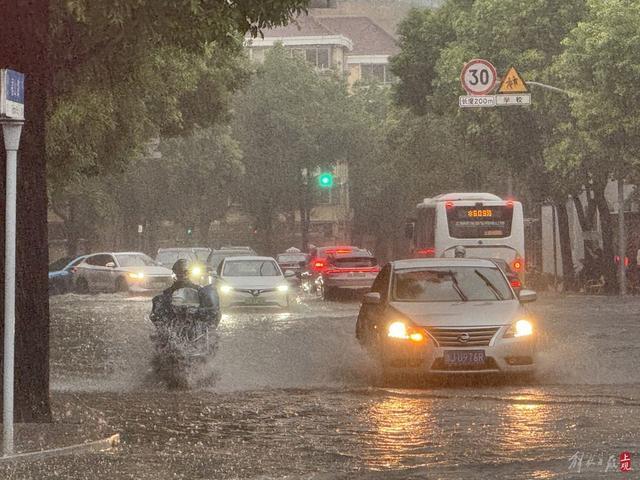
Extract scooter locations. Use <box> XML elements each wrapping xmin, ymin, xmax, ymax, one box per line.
<box><xmin>150</xmin><ymin>284</ymin><xmax>221</xmax><ymax>388</ymax></box>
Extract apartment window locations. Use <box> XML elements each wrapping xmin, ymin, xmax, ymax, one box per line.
<box><xmin>301</xmin><ymin>47</ymin><xmax>331</xmax><ymax>68</ymax></box>
<box><xmin>360</xmin><ymin>64</ymin><xmax>396</xmax><ymax>84</ymax></box>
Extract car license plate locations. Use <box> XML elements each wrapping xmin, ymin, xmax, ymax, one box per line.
<box><xmin>245</xmin><ymin>297</ymin><xmax>266</xmax><ymax>305</ymax></box>
<box><xmin>444</xmin><ymin>350</ymin><xmax>486</xmax><ymax>367</ymax></box>
<box><xmin>349</xmin><ymin>272</ymin><xmax>365</xmax><ymax>277</ymax></box>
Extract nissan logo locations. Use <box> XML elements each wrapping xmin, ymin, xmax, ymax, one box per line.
<box><xmin>457</xmin><ymin>333</ymin><xmax>470</xmax><ymax>343</ymax></box>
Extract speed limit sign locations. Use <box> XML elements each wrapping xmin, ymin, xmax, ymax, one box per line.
<box><xmin>460</xmin><ymin>59</ymin><xmax>497</xmax><ymax>95</ymax></box>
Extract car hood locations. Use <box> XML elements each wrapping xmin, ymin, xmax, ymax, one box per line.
<box><xmin>119</xmin><ymin>266</ymin><xmax>173</xmax><ymax>276</ymax></box>
<box><xmin>221</xmin><ymin>276</ymin><xmax>285</xmax><ymax>289</ymax></box>
<box><xmin>389</xmin><ymin>299</ymin><xmax>524</xmax><ymax>327</ymax></box>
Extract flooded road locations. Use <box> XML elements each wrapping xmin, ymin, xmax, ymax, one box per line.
<box><xmin>4</xmin><ymin>293</ymin><xmax>640</xmax><ymax>478</ymax></box>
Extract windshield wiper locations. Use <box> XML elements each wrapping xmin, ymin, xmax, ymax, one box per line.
<box><xmin>448</xmin><ymin>271</ymin><xmax>468</xmax><ymax>301</ymax></box>
<box><xmin>474</xmin><ymin>270</ymin><xmax>504</xmax><ymax>300</ymax></box>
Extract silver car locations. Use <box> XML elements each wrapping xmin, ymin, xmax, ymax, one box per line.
<box><xmin>356</xmin><ymin>258</ymin><xmax>538</xmax><ymax>375</ymax></box>
<box><xmin>217</xmin><ymin>256</ymin><xmax>293</xmax><ymax>308</ymax></box>
<box><xmin>74</xmin><ymin>252</ymin><xmax>174</xmax><ymax>293</ymax></box>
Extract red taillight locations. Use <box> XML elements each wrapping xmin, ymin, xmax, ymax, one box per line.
<box><xmin>511</xmin><ymin>279</ymin><xmax>522</xmax><ymax>289</ymax></box>
<box><xmin>506</xmin><ymin>200</ymin><xmax>514</xmax><ymax>208</ymax></box>
<box><xmin>445</xmin><ymin>201</ymin><xmax>454</xmax><ymax>209</ymax></box>
<box><xmin>325</xmin><ymin>247</ymin><xmax>353</xmax><ymax>255</ymax></box>
<box><xmin>312</xmin><ymin>259</ymin><xmax>326</xmax><ymax>271</ymax></box>
<box><xmin>512</xmin><ymin>258</ymin><xmax>524</xmax><ymax>272</ymax></box>
<box><xmin>416</xmin><ymin>248</ymin><xmax>435</xmax><ymax>257</ymax></box>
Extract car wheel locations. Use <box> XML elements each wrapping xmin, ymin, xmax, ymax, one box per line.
<box><xmin>75</xmin><ymin>277</ymin><xmax>89</xmax><ymax>294</ymax></box>
<box><xmin>115</xmin><ymin>276</ymin><xmax>129</xmax><ymax>293</ymax></box>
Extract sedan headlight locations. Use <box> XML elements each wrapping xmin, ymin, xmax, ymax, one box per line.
<box><xmin>128</xmin><ymin>272</ymin><xmax>144</xmax><ymax>280</ymax></box>
<box><xmin>219</xmin><ymin>284</ymin><xmax>234</xmax><ymax>294</ymax></box>
<box><xmin>387</xmin><ymin>321</ymin><xmax>425</xmax><ymax>342</ymax></box>
<box><xmin>504</xmin><ymin>319</ymin><xmax>533</xmax><ymax>338</ymax></box>
<box><xmin>277</xmin><ymin>284</ymin><xmax>289</xmax><ymax>293</ymax></box>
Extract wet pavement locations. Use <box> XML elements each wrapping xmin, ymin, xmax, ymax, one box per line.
<box><xmin>2</xmin><ymin>293</ymin><xmax>639</xmax><ymax>479</ymax></box>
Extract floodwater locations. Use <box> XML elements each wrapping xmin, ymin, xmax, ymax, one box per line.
<box><xmin>3</xmin><ymin>293</ymin><xmax>640</xmax><ymax>479</ymax></box>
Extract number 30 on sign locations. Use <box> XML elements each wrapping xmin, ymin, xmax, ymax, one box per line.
<box><xmin>460</xmin><ymin>59</ymin><xmax>497</xmax><ymax>95</ymax></box>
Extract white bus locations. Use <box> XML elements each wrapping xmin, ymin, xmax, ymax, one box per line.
<box><xmin>406</xmin><ymin>192</ymin><xmax>525</xmax><ymax>275</ymax></box>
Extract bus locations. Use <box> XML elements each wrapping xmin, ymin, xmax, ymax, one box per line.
<box><xmin>406</xmin><ymin>192</ymin><xmax>525</xmax><ymax>276</ymax></box>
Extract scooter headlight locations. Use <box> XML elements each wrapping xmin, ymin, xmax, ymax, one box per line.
<box><xmin>219</xmin><ymin>284</ymin><xmax>234</xmax><ymax>294</ymax></box>
<box><xmin>277</xmin><ymin>284</ymin><xmax>289</xmax><ymax>293</ymax></box>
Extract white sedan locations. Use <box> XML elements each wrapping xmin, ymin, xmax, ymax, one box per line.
<box><xmin>356</xmin><ymin>258</ymin><xmax>538</xmax><ymax>376</ymax></box>
<box><xmin>74</xmin><ymin>252</ymin><xmax>174</xmax><ymax>293</ymax></box>
<box><xmin>216</xmin><ymin>256</ymin><xmax>292</xmax><ymax>308</ymax></box>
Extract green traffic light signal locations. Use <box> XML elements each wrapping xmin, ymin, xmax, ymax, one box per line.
<box><xmin>318</xmin><ymin>172</ymin><xmax>333</xmax><ymax>188</ymax></box>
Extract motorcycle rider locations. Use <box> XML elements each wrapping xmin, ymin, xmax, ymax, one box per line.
<box><xmin>166</xmin><ymin>258</ymin><xmax>199</xmax><ymax>294</ymax></box>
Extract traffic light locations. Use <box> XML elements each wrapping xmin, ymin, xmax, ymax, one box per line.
<box><xmin>318</xmin><ymin>172</ymin><xmax>333</xmax><ymax>188</ymax></box>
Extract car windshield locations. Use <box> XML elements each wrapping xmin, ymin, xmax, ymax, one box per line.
<box><xmin>116</xmin><ymin>254</ymin><xmax>157</xmax><ymax>267</ymax></box>
<box><xmin>156</xmin><ymin>251</ymin><xmax>197</xmax><ymax>265</ymax></box>
<box><xmin>277</xmin><ymin>254</ymin><xmax>307</xmax><ymax>263</ymax></box>
<box><xmin>393</xmin><ymin>266</ymin><xmax>512</xmax><ymax>302</ymax></box>
<box><xmin>223</xmin><ymin>260</ymin><xmax>280</xmax><ymax>277</ymax></box>
<box><xmin>207</xmin><ymin>251</ymin><xmax>252</xmax><ymax>268</ymax></box>
<box><xmin>331</xmin><ymin>256</ymin><xmax>377</xmax><ymax>268</ymax></box>
<box><xmin>193</xmin><ymin>249</ymin><xmax>211</xmax><ymax>262</ymax></box>
<box><xmin>49</xmin><ymin>256</ymin><xmax>74</xmax><ymax>272</ymax></box>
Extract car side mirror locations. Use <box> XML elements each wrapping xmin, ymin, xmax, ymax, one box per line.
<box><xmin>363</xmin><ymin>292</ymin><xmax>381</xmax><ymax>305</ymax></box>
<box><xmin>105</xmin><ymin>262</ymin><xmax>116</xmax><ymax>268</ymax></box>
<box><xmin>518</xmin><ymin>289</ymin><xmax>537</xmax><ymax>303</ymax></box>
<box><xmin>284</xmin><ymin>270</ymin><xmax>296</xmax><ymax>278</ymax></box>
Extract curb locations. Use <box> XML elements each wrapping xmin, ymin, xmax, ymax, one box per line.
<box><xmin>0</xmin><ymin>433</ymin><xmax>120</xmax><ymax>463</ymax></box>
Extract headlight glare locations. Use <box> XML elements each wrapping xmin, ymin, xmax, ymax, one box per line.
<box><xmin>128</xmin><ymin>272</ymin><xmax>144</xmax><ymax>279</ymax></box>
<box><xmin>220</xmin><ymin>284</ymin><xmax>233</xmax><ymax>294</ymax></box>
<box><xmin>505</xmin><ymin>319</ymin><xmax>533</xmax><ymax>338</ymax></box>
<box><xmin>191</xmin><ymin>266</ymin><xmax>202</xmax><ymax>277</ymax></box>
<box><xmin>388</xmin><ymin>321</ymin><xmax>408</xmax><ymax>339</ymax></box>
<box><xmin>277</xmin><ymin>284</ymin><xmax>289</xmax><ymax>292</ymax></box>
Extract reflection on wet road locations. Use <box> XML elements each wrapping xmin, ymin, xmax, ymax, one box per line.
<box><xmin>7</xmin><ymin>294</ymin><xmax>640</xmax><ymax>478</ymax></box>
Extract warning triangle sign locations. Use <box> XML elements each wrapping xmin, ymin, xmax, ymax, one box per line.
<box><xmin>497</xmin><ymin>66</ymin><xmax>529</xmax><ymax>94</ymax></box>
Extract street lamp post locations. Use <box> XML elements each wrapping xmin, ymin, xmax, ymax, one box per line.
<box><xmin>2</xmin><ymin>118</ymin><xmax>23</xmax><ymax>456</ymax></box>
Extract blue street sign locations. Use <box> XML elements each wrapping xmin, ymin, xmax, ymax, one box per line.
<box><xmin>6</xmin><ymin>70</ymin><xmax>24</xmax><ymax>104</ymax></box>
<box><xmin>1</xmin><ymin>69</ymin><xmax>25</xmax><ymax>120</ymax></box>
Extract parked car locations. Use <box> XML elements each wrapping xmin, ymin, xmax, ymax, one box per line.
<box><xmin>207</xmin><ymin>247</ymin><xmax>257</xmax><ymax>275</ymax></box>
<box><xmin>155</xmin><ymin>247</ymin><xmax>210</xmax><ymax>284</ymax></box>
<box><xmin>48</xmin><ymin>255</ymin><xmax>86</xmax><ymax>295</ymax></box>
<box><xmin>318</xmin><ymin>250</ymin><xmax>380</xmax><ymax>300</ymax></box>
<box><xmin>356</xmin><ymin>258</ymin><xmax>538</xmax><ymax>376</ymax></box>
<box><xmin>216</xmin><ymin>256</ymin><xmax>293</xmax><ymax>308</ymax></box>
<box><xmin>74</xmin><ymin>252</ymin><xmax>173</xmax><ymax>293</ymax></box>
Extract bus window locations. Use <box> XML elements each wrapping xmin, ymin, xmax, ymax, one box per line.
<box><xmin>446</xmin><ymin>205</ymin><xmax>513</xmax><ymax>239</ymax></box>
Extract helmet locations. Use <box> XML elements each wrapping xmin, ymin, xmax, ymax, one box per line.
<box><xmin>454</xmin><ymin>246</ymin><xmax>466</xmax><ymax>258</ymax></box>
<box><xmin>172</xmin><ymin>258</ymin><xmax>190</xmax><ymax>279</ymax></box>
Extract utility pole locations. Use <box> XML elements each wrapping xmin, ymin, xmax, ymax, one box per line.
<box><xmin>618</xmin><ymin>177</ymin><xmax>627</xmax><ymax>295</ymax></box>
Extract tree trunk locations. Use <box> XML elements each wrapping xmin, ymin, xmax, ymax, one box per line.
<box><xmin>0</xmin><ymin>0</ymin><xmax>52</xmax><ymax>421</ymax></box>
<box><xmin>66</xmin><ymin>196</ymin><xmax>80</xmax><ymax>256</ymax></box>
<box><xmin>593</xmin><ymin>183</ymin><xmax>617</xmax><ymax>293</ymax></box>
<box><xmin>198</xmin><ymin>216</ymin><xmax>210</xmax><ymax>246</ymax></box>
<box><xmin>556</xmin><ymin>201</ymin><xmax>575</xmax><ymax>290</ymax></box>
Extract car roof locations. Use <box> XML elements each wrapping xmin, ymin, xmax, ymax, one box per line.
<box><xmin>85</xmin><ymin>251</ymin><xmax>145</xmax><ymax>257</ymax></box>
<box><xmin>392</xmin><ymin>258</ymin><xmax>499</xmax><ymax>270</ymax></box>
<box><xmin>223</xmin><ymin>256</ymin><xmax>276</xmax><ymax>262</ymax></box>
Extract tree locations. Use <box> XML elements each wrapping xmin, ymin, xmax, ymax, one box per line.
<box><xmin>1</xmin><ymin>0</ymin><xmax>308</xmax><ymax>422</ymax></box>
<box><xmin>232</xmin><ymin>46</ymin><xmax>355</xmax><ymax>252</ymax></box>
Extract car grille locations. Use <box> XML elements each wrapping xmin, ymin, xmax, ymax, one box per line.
<box><xmin>425</xmin><ymin>326</ymin><xmax>501</xmax><ymax>347</ymax></box>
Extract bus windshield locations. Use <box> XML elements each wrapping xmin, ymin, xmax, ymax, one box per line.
<box><xmin>446</xmin><ymin>205</ymin><xmax>513</xmax><ymax>239</ymax></box>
